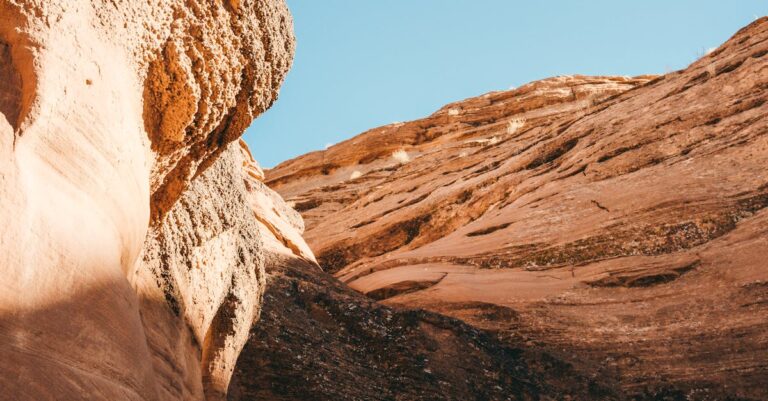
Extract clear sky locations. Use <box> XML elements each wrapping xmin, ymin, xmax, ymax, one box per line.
<box><xmin>243</xmin><ymin>1</ymin><xmax>767</xmax><ymax>168</ymax></box>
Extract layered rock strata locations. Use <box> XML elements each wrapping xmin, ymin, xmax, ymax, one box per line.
<box><xmin>267</xmin><ymin>18</ymin><xmax>768</xmax><ymax>399</ymax></box>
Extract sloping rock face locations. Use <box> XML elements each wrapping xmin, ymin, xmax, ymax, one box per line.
<box><xmin>0</xmin><ymin>1</ymin><xmax>293</xmax><ymax>400</ymax></box>
<box><xmin>268</xmin><ymin>19</ymin><xmax>768</xmax><ymax>399</ymax></box>
<box><xmin>229</xmin><ymin>254</ymin><xmax>623</xmax><ymax>401</ymax></box>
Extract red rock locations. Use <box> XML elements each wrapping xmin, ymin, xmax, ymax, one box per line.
<box><xmin>268</xmin><ymin>18</ymin><xmax>768</xmax><ymax>399</ymax></box>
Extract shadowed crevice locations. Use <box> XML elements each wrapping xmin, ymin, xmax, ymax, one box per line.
<box><xmin>0</xmin><ymin>41</ymin><xmax>22</xmax><ymax>131</ymax></box>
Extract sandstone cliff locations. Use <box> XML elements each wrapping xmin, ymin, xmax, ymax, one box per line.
<box><xmin>267</xmin><ymin>18</ymin><xmax>768</xmax><ymax>399</ymax></box>
<box><xmin>0</xmin><ymin>1</ymin><xmax>295</xmax><ymax>400</ymax></box>
<box><xmin>3</xmin><ymin>1</ymin><xmax>767</xmax><ymax>399</ymax></box>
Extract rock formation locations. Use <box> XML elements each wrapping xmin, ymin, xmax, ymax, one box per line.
<box><xmin>267</xmin><ymin>18</ymin><xmax>768</xmax><ymax>399</ymax></box>
<box><xmin>228</xmin><ymin>252</ymin><xmax>621</xmax><ymax>401</ymax></box>
<box><xmin>3</xmin><ymin>0</ymin><xmax>767</xmax><ymax>399</ymax></box>
<box><xmin>0</xmin><ymin>1</ymin><xmax>294</xmax><ymax>400</ymax></box>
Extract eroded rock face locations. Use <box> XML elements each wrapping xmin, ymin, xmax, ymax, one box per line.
<box><xmin>135</xmin><ymin>140</ymin><xmax>315</xmax><ymax>401</ymax></box>
<box><xmin>268</xmin><ymin>19</ymin><xmax>768</xmax><ymax>399</ymax></box>
<box><xmin>137</xmin><ymin>143</ymin><xmax>266</xmax><ymax>401</ymax></box>
<box><xmin>0</xmin><ymin>1</ymin><xmax>293</xmax><ymax>400</ymax></box>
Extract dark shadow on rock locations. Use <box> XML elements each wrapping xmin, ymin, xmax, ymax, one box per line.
<box><xmin>228</xmin><ymin>255</ymin><xmax>620</xmax><ymax>401</ymax></box>
<box><xmin>0</xmin><ymin>280</ymin><xmax>198</xmax><ymax>401</ymax></box>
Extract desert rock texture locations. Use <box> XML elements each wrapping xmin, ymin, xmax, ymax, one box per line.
<box><xmin>3</xmin><ymin>0</ymin><xmax>768</xmax><ymax>399</ymax></box>
<box><xmin>0</xmin><ymin>1</ymin><xmax>296</xmax><ymax>400</ymax></box>
<box><xmin>268</xmin><ymin>18</ymin><xmax>768</xmax><ymax>399</ymax></box>
<box><xmin>229</xmin><ymin>253</ymin><xmax>622</xmax><ymax>401</ymax></box>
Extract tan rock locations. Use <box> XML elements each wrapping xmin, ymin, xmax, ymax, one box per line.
<box><xmin>0</xmin><ymin>1</ymin><xmax>294</xmax><ymax>400</ymax></box>
<box><xmin>136</xmin><ymin>136</ymin><xmax>316</xmax><ymax>401</ymax></box>
<box><xmin>137</xmin><ymin>143</ymin><xmax>267</xmax><ymax>401</ymax></box>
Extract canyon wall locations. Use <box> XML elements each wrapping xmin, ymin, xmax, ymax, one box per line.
<box><xmin>0</xmin><ymin>1</ymin><xmax>295</xmax><ymax>400</ymax></box>
<box><xmin>2</xmin><ymin>1</ymin><xmax>766</xmax><ymax>399</ymax></box>
<box><xmin>268</xmin><ymin>18</ymin><xmax>768</xmax><ymax>399</ymax></box>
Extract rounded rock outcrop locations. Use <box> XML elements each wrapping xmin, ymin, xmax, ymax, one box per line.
<box><xmin>0</xmin><ymin>1</ymin><xmax>295</xmax><ymax>400</ymax></box>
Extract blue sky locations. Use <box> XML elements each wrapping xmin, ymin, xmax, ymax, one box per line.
<box><xmin>243</xmin><ymin>1</ymin><xmax>767</xmax><ymax>168</ymax></box>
